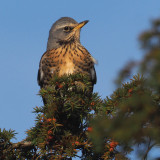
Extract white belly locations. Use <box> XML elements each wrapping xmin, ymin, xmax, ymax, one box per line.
<box><xmin>59</xmin><ymin>60</ymin><xmax>74</xmax><ymax>76</ymax></box>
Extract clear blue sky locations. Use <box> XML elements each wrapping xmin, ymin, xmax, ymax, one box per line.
<box><xmin>0</xmin><ymin>0</ymin><xmax>160</xmax><ymax>159</ymax></box>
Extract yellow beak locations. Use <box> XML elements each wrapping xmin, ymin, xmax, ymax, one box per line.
<box><xmin>73</xmin><ymin>20</ymin><xmax>89</xmax><ymax>31</ymax></box>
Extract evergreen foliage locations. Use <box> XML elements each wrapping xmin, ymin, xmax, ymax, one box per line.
<box><xmin>90</xmin><ymin>18</ymin><xmax>160</xmax><ymax>159</ymax></box>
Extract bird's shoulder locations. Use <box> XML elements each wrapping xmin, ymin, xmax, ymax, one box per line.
<box><xmin>76</xmin><ymin>45</ymin><xmax>97</xmax><ymax>64</ymax></box>
<box><xmin>38</xmin><ymin>48</ymin><xmax>61</xmax><ymax>87</ymax></box>
<box><xmin>40</xmin><ymin>48</ymin><xmax>60</xmax><ymax>60</ymax></box>
<box><xmin>39</xmin><ymin>48</ymin><xmax>64</xmax><ymax>65</ymax></box>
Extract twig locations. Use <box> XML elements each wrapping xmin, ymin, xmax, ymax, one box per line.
<box><xmin>11</xmin><ymin>141</ymin><xmax>33</xmax><ymax>149</ymax></box>
<box><xmin>143</xmin><ymin>138</ymin><xmax>156</xmax><ymax>160</ymax></box>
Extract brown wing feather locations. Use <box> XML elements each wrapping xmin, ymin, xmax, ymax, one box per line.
<box><xmin>75</xmin><ymin>44</ymin><xmax>97</xmax><ymax>84</ymax></box>
<box><xmin>38</xmin><ymin>48</ymin><xmax>60</xmax><ymax>88</ymax></box>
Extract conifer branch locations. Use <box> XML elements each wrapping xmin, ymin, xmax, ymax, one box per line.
<box><xmin>11</xmin><ymin>141</ymin><xmax>33</xmax><ymax>149</ymax></box>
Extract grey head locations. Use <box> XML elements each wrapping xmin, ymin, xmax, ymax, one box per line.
<box><xmin>47</xmin><ymin>17</ymin><xmax>89</xmax><ymax>50</ymax></box>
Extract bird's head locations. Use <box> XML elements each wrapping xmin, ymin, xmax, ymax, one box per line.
<box><xmin>47</xmin><ymin>17</ymin><xmax>89</xmax><ymax>50</ymax></box>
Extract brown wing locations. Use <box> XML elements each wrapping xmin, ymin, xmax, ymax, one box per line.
<box><xmin>37</xmin><ymin>49</ymin><xmax>60</xmax><ymax>88</ymax></box>
<box><xmin>74</xmin><ymin>45</ymin><xmax>97</xmax><ymax>85</ymax></box>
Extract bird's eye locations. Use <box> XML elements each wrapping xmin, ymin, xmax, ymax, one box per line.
<box><xmin>63</xmin><ymin>26</ymin><xmax>72</xmax><ymax>32</ymax></box>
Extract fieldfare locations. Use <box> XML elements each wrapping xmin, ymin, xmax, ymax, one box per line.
<box><xmin>37</xmin><ymin>17</ymin><xmax>97</xmax><ymax>91</ymax></box>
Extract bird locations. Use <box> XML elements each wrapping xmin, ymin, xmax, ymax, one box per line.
<box><xmin>37</xmin><ymin>17</ymin><xmax>97</xmax><ymax>92</ymax></box>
